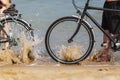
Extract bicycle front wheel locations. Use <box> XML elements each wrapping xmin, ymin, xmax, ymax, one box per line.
<box><xmin>0</xmin><ymin>18</ymin><xmax>34</xmax><ymax>53</ymax></box>
<box><xmin>45</xmin><ymin>16</ymin><xmax>94</xmax><ymax>64</ymax></box>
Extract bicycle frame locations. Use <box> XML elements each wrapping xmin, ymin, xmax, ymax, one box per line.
<box><xmin>73</xmin><ymin>0</ymin><xmax>120</xmax><ymax>46</ymax></box>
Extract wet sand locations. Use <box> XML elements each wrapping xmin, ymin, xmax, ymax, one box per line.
<box><xmin>0</xmin><ymin>61</ymin><xmax>120</xmax><ymax>80</ymax></box>
<box><xmin>0</xmin><ymin>41</ymin><xmax>120</xmax><ymax>80</ymax></box>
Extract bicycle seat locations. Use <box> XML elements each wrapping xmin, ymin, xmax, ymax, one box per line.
<box><xmin>3</xmin><ymin>4</ymin><xmax>18</xmax><ymax>16</ymax></box>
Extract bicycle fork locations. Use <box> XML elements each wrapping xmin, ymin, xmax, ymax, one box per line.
<box><xmin>68</xmin><ymin>17</ymin><xmax>83</xmax><ymax>43</ymax></box>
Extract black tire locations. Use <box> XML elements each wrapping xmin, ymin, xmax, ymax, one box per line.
<box><xmin>0</xmin><ymin>17</ymin><xmax>34</xmax><ymax>52</ymax></box>
<box><xmin>45</xmin><ymin>16</ymin><xmax>94</xmax><ymax>64</ymax></box>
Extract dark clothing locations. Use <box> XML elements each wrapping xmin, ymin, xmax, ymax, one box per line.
<box><xmin>0</xmin><ymin>1</ymin><xmax>3</xmax><ymax>9</ymax></box>
<box><xmin>102</xmin><ymin>1</ymin><xmax>120</xmax><ymax>34</ymax></box>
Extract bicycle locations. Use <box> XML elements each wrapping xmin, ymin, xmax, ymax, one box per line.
<box><xmin>0</xmin><ymin>4</ymin><xmax>34</xmax><ymax>52</ymax></box>
<box><xmin>45</xmin><ymin>0</ymin><xmax>120</xmax><ymax>64</ymax></box>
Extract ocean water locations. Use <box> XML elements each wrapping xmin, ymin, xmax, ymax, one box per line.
<box><xmin>12</xmin><ymin>0</ymin><xmax>104</xmax><ymax>29</ymax></box>
<box><xmin>12</xmin><ymin>0</ymin><xmax>106</xmax><ymax>60</ymax></box>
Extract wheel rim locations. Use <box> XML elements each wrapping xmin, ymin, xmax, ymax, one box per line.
<box><xmin>46</xmin><ymin>17</ymin><xmax>94</xmax><ymax>64</ymax></box>
<box><xmin>1</xmin><ymin>19</ymin><xmax>33</xmax><ymax>53</ymax></box>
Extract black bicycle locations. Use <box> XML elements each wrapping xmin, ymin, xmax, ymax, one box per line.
<box><xmin>0</xmin><ymin>4</ymin><xmax>34</xmax><ymax>52</ymax></box>
<box><xmin>45</xmin><ymin>0</ymin><xmax>120</xmax><ymax>64</ymax></box>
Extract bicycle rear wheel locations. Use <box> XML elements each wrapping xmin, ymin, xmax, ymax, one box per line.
<box><xmin>0</xmin><ymin>18</ymin><xmax>34</xmax><ymax>53</ymax></box>
<box><xmin>45</xmin><ymin>16</ymin><xmax>94</xmax><ymax>64</ymax></box>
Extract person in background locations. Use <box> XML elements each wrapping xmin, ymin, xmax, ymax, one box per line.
<box><xmin>0</xmin><ymin>0</ymin><xmax>11</xmax><ymax>13</ymax></box>
<box><xmin>0</xmin><ymin>0</ymin><xmax>12</xmax><ymax>49</ymax></box>
<box><xmin>101</xmin><ymin>0</ymin><xmax>120</xmax><ymax>61</ymax></box>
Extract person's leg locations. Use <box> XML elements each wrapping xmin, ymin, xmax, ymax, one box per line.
<box><xmin>101</xmin><ymin>14</ymin><xmax>112</xmax><ymax>61</ymax></box>
<box><xmin>101</xmin><ymin>1</ymin><xmax>111</xmax><ymax>56</ymax></box>
<box><xmin>103</xmin><ymin>30</ymin><xmax>110</xmax><ymax>49</ymax></box>
<box><xmin>103</xmin><ymin>30</ymin><xmax>111</xmax><ymax>55</ymax></box>
<box><xmin>3</xmin><ymin>23</ymin><xmax>10</xmax><ymax>49</ymax></box>
<box><xmin>101</xmin><ymin>14</ymin><xmax>111</xmax><ymax>55</ymax></box>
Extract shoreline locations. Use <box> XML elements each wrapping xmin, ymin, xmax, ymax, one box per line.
<box><xmin>0</xmin><ymin>62</ymin><xmax>120</xmax><ymax>80</ymax></box>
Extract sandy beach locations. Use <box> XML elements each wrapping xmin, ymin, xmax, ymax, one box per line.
<box><xmin>0</xmin><ymin>35</ymin><xmax>119</xmax><ymax>80</ymax></box>
<box><xmin>0</xmin><ymin>61</ymin><xmax>120</xmax><ymax>80</ymax></box>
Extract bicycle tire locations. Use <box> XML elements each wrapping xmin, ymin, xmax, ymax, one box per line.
<box><xmin>45</xmin><ymin>16</ymin><xmax>94</xmax><ymax>64</ymax></box>
<box><xmin>0</xmin><ymin>17</ymin><xmax>34</xmax><ymax>52</ymax></box>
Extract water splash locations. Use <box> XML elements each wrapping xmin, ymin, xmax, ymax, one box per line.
<box><xmin>0</xmin><ymin>48</ymin><xmax>34</xmax><ymax>65</ymax></box>
<box><xmin>19</xmin><ymin>33</ymin><xmax>35</xmax><ymax>64</ymax></box>
<box><xmin>0</xmin><ymin>32</ymin><xmax>35</xmax><ymax>65</ymax></box>
<box><xmin>59</xmin><ymin>45</ymin><xmax>82</xmax><ymax>61</ymax></box>
<box><xmin>32</xmin><ymin>35</ymin><xmax>43</xmax><ymax>56</ymax></box>
<box><xmin>90</xmin><ymin>49</ymin><xmax>113</xmax><ymax>62</ymax></box>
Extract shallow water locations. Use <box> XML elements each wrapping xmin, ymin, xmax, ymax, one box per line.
<box><xmin>9</xmin><ymin>0</ymin><xmax>120</xmax><ymax>63</ymax></box>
